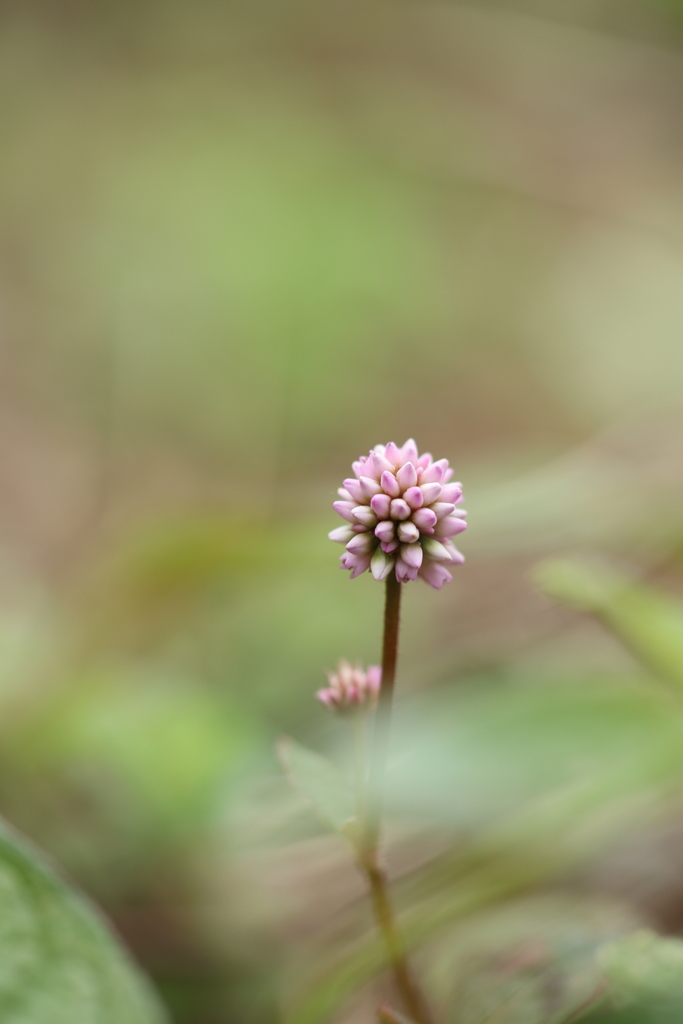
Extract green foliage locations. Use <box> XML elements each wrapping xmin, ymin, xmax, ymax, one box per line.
<box><xmin>278</xmin><ymin>737</ymin><xmax>356</xmax><ymax>837</ymax></box>
<box><xmin>536</xmin><ymin>560</ymin><xmax>683</xmax><ymax>686</ymax></box>
<box><xmin>583</xmin><ymin>931</ymin><xmax>683</xmax><ymax>1023</ymax></box>
<box><xmin>0</xmin><ymin>815</ymin><xmax>167</xmax><ymax>1023</ymax></box>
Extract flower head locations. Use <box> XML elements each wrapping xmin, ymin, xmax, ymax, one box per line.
<box><xmin>316</xmin><ymin>660</ymin><xmax>381</xmax><ymax>715</ymax></box>
<box><xmin>330</xmin><ymin>439</ymin><xmax>466</xmax><ymax>588</ymax></box>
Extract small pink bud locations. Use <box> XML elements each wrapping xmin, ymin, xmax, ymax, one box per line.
<box><xmin>390</xmin><ymin>498</ymin><xmax>412</xmax><ymax>520</ymax></box>
<box><xmin>384</xmin><ymin>441</ymin><xmax>402</xmax><ymax>468</ymax></box>
<box><xmin>360</xmin><ymin>475</ymin><xmax>382</xmax><ymax>500</ymax></box>
<box><xmin>375</xmin><ymin>520</ymin><xmax>395</xmax><ymax>542</ymax></box>
<box><xmin>333</xmin><ymin>500</ymin><xmax>357</xmax><ymax>523</ymax></box>
<box><xmin>346</xmin><ymin>532</ymin><xmax>375</xmax><ymax>555</ymax></box>
<box><xmin>371</xmin><ymin>546</ymin><xmax>395</xmax><ymax>581</ymax></box>
<box><xmin>404</xmin><ymin>486</ymin><xmax>424</xmax><ymax>509</ymax></box>
<box><xmin>419</xmin><ymin>560</ymin><xmax>453</xmax><ymax>589</ymax></box>
<box><xmin>421</xmin><ymin>458</ymin><xmax>449</xmax><ymax>484</ymax></box>
<box><xmin>423</xmin><ymin>537</ymin><xmax>451</xmax><ymax>561</ymax></box>
<box><xmin>380</xmin><ymin>470</ymin><xmax>401</xmax><ymax>498</ymax></box>
<box><xmin>444</xmin><ymin>543</ymin><xmax>465</xmax><ymax>564</ymax></box>
<box><xmin>416</xmin><ymin>452</ymin><xmax>432</xmax><ymax>470</ymax></box>
<box><xmin>397</xmin><ymin>521</ymin><xmax>419</xmax><ymax>544</ymax></box>
<box><xmin>370</xmin><ymin>493</ymin><xmax>392</xmax><ymax>518</ymax></box>
<box><xmin>412</xmin><ymin>507</ymin><xmax>437</xmax><ymax>531</ymax></box>
<box><xmin>420</xmin><ymin>482</ymin><xmax>442</xmax><ymax>504</ymax></box>
<box><xmin>337</xmin><ymin>487</ymin><xmax>353</xmax><ymax>501</ymax></box>
<box><xmin>400</xmin><ymin>438</ymin><xmax>418</xmax><ymax>464</ymax></box>
<box><xmin>343</xmin><ymin>478</ymin><xmax>366</xmax><ymax>504</ymax></box>
<box><xmin>328</xmin><ymin>525</ymin><xmax>355</xmax><ymax>543</ymax></box>
<box><xmin>396</xmin><ymin>462</ymin><xmax>417</xmax><ymax>491</ymax></box>
<box><xmin>435</xmin><ymin>515</ymin><xmax>467</xmax><ymax>538</ymax></box>
<box><xmin>372</xmin><ymin>452</ymin><xmax>395</xmax><ymax>479</ymax></box>
<box><xmin>340</xmin><ymin>550</ymin><xmax>372</xmax><ymax>578</ymax></box>
<box><xmin>395</xmin><ymin>556</ymin><xmax>419</xmax><ymax>582</ymax></box>
<box><xmin>317</xmin><ymin>660</ymin><xmax>382</xmax><ymax>715</ymax></box>
<box><xmin>400</xmin><ymin>542</ymin><xmax>423</xmax><ymax>569</ymax></box>
<box><xmin>431</xmin><ymin>502</ymin><xmax>456</xmax><ymax>521</ymax></box>
<box><xmin>381</xmin><ymin>539</ymin><xmax>399</xmax><ymax>553</ymax></box>
<box><xmin>440</xmin><ymin>483</ymin><xmax>462</xmax><ymax>503</ymax></box>
<box><xmin>353</xmin><ymin>506</ymin><xmax>378</xmax><ymax>527</ymax></box>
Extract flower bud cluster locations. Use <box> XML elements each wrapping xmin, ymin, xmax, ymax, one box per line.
<box><xmin>329</xmin><ymin>440</ymin><xmax>466</xmax><ymax>588</ymax></box>
<box><xmin>316</xmin><ymin>660</ymin><xmax>381</xmax><ymax>715</ymax></box>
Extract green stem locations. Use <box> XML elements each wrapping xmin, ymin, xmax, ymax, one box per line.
<box><xmin>358</xmin><ymin>575</ymin><xmax>433</xmax><ymax>1024</ymax></box>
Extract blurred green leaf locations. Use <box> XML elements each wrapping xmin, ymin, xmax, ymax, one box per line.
<box><xmin>427</xmin><ymin>897</ymin><xmax>625</xmax><ymax>1024</ymax></box>
<box><xmin>535</xmin><ymin>560</ymin><xmax>683</xmax><ymax>687</ymax></box>
<box><xmin>598</xmin><ymin>931</ymin><xmax>683</xmax><ymax>1004</ymax></box>
<box><xmin>582</xmin><ymin>931</ymin><xmax>683</xmax><ymax>1023</ymax></box>
<box><xmin>0</xmin><ymin>815</ymin><xmax>167</xmax><ymax>1023</ymax></box>
<box><xmin>278</xmin><ymin>738</ymin><xmax>356</xmax><ymax>837</ymax></box>
<box><xmin>387</xmin><ymin>677</ymin><xmax>683</xmax><ymax>829</ymax></box>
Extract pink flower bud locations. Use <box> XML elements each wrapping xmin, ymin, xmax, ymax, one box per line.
<box><xmin>375</xmin><ymin>520</ymin><xmax>395</xmax><ymax>542</ymax></box>
<box><xmin>340</xmin><ymin>550</ymin><xmax>372</xmax><ymax>578</ymax></box>
<box><xmin>420</xmin><ymin>482</ymin><xmax>442</xmax><ymax>504</ymax></box>
<box><xmin>412</xmin><ymin>507</ymin><xmax>437</xmax><ymax>531</ymax></box>
<box><xmin>440</xmin><ymin>483</ymin><xmax>462</xmax><ymax>503</ymax></box>
<box><xmin>422</xmin><ymin>537</ymin><xmax>451</xmax><ymax>561</ymax></box>
<box><xmin>435</xmin><ymin>515</ymin><xmax>467</xmax><ymax>538</ymax></box>
<box><xmin>346</xmin><ymin>532</ymin><xmax>374</xmax><ymax>555</ymax></box>
<box><xmin>431</xmin><ymin>502</ymin><xmax>456</xmax><ymax>520</ymax></box>
<box><xmin>317</xmin><ymin>660</ymin><xmax>382</xmax><ymax>715</ymax></box>
<box><xmin>328</xmin><ymin>525</ymin><xmax>355</xmax><ymax>543</ymax></box>
<box><xmin>397</xmin><ymin>521</ymin><xmax>419</xmax><ymax>544</ymax></box>
<box><xmin>333</xmin><ymin>500</ymin><xmax>357</xmax><ymax>523</ymax></box>
<box><xmin>384</xmin><ymin>441</ymin><xmax>402</xmax><ymax>468</ymax></box>
<box><xmin>360</xmin><ymin>476</ymin><xmax>382</xmax><ymax>500</ymax></box>
<box><xmin>353</xmin><ymin>506</ymin><xmax>378</xmax><ymax>527</ymax></box>
<box><xmin>395</xmin><ymin>556</ymin><xmax>419</xmax><ymax>582</ymax></box>
<box><xmin>418</xmin><ymin>560</ymin><xmax>453</xmax><ymax>589</ymax></box>
<box><xmin>371</xmin><ymin>547</ymin><xmax>395</xmax><ymax>581</ymax></box>
<box><xmin>396</xmin><ymin>462</ymin><xmax>417</xmax><ymax>491</ymax></box>
<box><xmin>380</xmin><ymin>471</ymin><xmax>401</xmax><ymax>498</ymax></box>
<box><xmin>400</xmin><ymin>542</ymin><xmax>423</xmax><ymax>569</ymax></box>
<box><xmin>390</xmin><ymin>498</ymin><xmax>411</xmax><ymax>520</ymax></box>
<box><xmin>400</xmin><ymin>438</ymin><xmax>418</xmax><ymax>464</ymax></box>
<box><xmin>421</xmin><ymin>458</ymin><xmax>449</xmax><ymax>484</ymax></box>
<box><xmin>403</xmin><ymin>486</ymin><xmax>424</xmax><ymax>509</ymax></box>
<box><xmin>343</xmin><ymin>478</ymin><xmax>366</xmax><ymax>504</ymax></box>
<box><xmin>370</xmin><ymin>493</ymin><xmax>392</xmax><ymax>518</ymax></box>
<box><xmin>372</xmin><ymin>452</ymin><xmax>395</xmax><ymax>479</ymax></box>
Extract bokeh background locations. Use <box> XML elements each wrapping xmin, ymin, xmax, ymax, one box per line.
<box><xmin>2</xmin><ymin>1</ymin><xmax>683</xmax><ymax>1021</ymax></box>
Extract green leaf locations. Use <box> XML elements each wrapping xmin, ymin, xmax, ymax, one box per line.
<box><xmin>426</xmin><ymin>897</ymin><xmax>622</xmax><ymax>1024</ymax></box>
<box><xmin>535</xmin><ymin>559</ymin><xmax>683</xmax><ymax>686</ymax></box>
<box><xmin>598</xmin><ymin>930</ymin><xmax>683</xmax><ymax>1003</ymax></box>
<box><xmin>277</xmin><ymin>737</ymin><xmax>356</xmax><ymax>836</ymax></box>
<box><xmin>0</xmin><ymin>815</ymin><xmax>167</xmax><ymax>1023</ymax></box>
<box><xmin>582</xmin><ymin>931</ymin><xmax>683</xmax><ymax>1022</ymax></box>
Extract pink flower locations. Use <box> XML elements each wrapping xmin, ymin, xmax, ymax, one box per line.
<box><xmin>316</xmin><ymin>660</ymin><xmax>382</xmax><ymax>715</ymax></box>
<box><xmin>330</xmin><ymin>440</ymin><xmax>466</xmax><ymax>588</ymax></box>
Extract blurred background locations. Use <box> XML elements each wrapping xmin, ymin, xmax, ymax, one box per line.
<box><xmin>2</xmin><ymin>0</ymin><xmax>683</xmax><ymax>1021</ymax></box>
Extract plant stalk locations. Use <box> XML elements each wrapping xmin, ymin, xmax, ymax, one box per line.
<box><xmin>358</xmin><ymin>574</ymin><xmax>433</xmax><ymax>1024</ymax></box>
